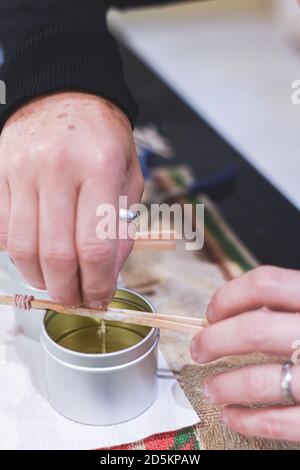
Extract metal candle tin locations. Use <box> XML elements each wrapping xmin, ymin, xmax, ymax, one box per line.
<box><xmin>40</xmin><ymin>288</ymin><xmax>159</xmax><ymax>426</ymax></box>
<box><xmin>8</xmin><ymin>258</ymin><xmax>49</xmax><ymax>341</ymax></box>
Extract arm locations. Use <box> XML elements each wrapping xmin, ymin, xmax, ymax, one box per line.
<box><xmin>0</xmin><ymin>1</ymin><xmax>143</xmax><ymax>307</ymax></box>
<box><xmin>0</xmin><ymin>0</ymin><xmax>137</xmax><ymax>129</ymax></box>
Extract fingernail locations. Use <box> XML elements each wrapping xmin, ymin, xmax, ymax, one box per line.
<box><xmin>190</xmin><ymin>336</ymin><xmax>200</xmax><ymax>362</ymax></box>
<box><xmin>203</xmin><ymin>384</ymin><xmax>210</xmax><ymax>400</ymax></box>
<box><xmin>190</xmin><ymin>336</ymin><xmax>206</xmax><ymax>364</ymax></box>
<box><xmin>202</xmin><ymin>379</ymin><xmax>215</xmax><ymax>402</ymax></box>
<box><xmin>206</xmin><ymin>305</ymin><xmax>213</xmax><ymax>321</ymax></box>
<box><xmin>190</xmin><ymin>335</ymin><xmax>207</xmax><ymax>364</ymax></box>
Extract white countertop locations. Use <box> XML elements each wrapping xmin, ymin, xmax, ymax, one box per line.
<box><xmin>109</xmin><ymin>0</ymin><xmax>300</xmax><ymax>209</ymax></box>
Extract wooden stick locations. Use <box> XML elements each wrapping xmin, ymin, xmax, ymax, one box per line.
<box><xmin>133</xmin><ymin>240</ymin><xmax>176</xmax><ymax>251</ymax></box>
<box><xmin>0</xmin><ymin>295</ymin><xmax>207</xmax><ymax>335</ymax></box>
<box><xmin>0</xmin><ymin>231</ymin><xmax>176</xmax><ymax>253</ymax></box>
<box><xmin>134</xmin><ymin>230</ymin><xmax>176</xmax><ymax>251</ymax></box>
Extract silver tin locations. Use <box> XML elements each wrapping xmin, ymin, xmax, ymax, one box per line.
<box><xmin>8</xmin><ymin>258</ymin><xmax>49</xmax><ymax>341</ymax></box>
<box><xmin>40</xmin><ymin>288</ymin><xmax>159</xmax><ymax>426</ymax></box>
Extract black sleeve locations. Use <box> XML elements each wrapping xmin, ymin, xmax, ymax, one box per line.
<box><xmin>110</xmin><ymin>0</ymin><xmax>181</xmax><ymax>8</ymax></box>
<box><xmin>0</xmin><ymin>0</ymin><xmax>138</xmax><ymax>131</ymax></box>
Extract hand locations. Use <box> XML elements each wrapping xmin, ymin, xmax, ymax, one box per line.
<box><xmin>190</xmin><ymin>266</ymin><xmax>300</xmax><ymax>441</ymax></box>
<box><xmin>0</xmin><ymin>92</ymin><xmax>143</xmax><ymax>307</ymax></box>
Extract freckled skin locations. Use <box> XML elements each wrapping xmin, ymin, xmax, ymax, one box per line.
<box><xmin>57</xmin><ymin>112</ymin><xmax>69</xmax><ymax>119</ymax></box>
<box><xmin>0</xmin><ymin>91</ymin><xmax>144</xmax><ymax>307</ymax></box>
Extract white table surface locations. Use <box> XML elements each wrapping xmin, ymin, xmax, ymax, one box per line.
<box><xmin>109</xmin><ymin>0</ymin><xmax>300</xmax><ymax>210</ymax></box>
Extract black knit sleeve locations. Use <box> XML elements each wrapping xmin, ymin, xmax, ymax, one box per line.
<box><xmin>0</xmin><ymin>0</ymin><xmax>138</xmax><ymax>131</ymax></box>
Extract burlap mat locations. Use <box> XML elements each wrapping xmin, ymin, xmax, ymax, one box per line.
<box><xmin>122</xmin><ymin>242</ymin><xmax>299</xmax><ymax>450</ymax></box>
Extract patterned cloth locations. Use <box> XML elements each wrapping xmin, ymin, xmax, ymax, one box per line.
<box><xmin>109</xmin><ymin>427</ymin><xmax>201</xmax><ymax>451</ymax></box>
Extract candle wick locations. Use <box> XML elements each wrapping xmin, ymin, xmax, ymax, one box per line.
<box><xmin>97</xmin><ymin>319</ymin><xmax>106</xmax><ymax>354</ymax></box>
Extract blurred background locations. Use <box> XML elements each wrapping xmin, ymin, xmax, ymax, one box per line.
<box><xmin>109</xmin><ymin>0</ymin><xmax>300</xmax><ymax>210</ymax></box>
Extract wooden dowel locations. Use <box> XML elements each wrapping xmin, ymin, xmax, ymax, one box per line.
<box><xmin>0</xmin><ymin>295</ymin><xmax>206</xmax><ymax>334</ymax></box>
<box><xmin>0</xmin><ymin>231</ymin><xmax>176</xmax><ymax>253</ymax></box>
<box><xmin>108</xmin><ymin>307</ymin><xmax>208</xmax><ymax>328</ymax></box>
<box><xmin>134</xmin><ymin>230</ymin><xmax>176</xmax><ymax>251</ymax></box>
<box><xmin>133</xmin><ymin>240</ymin><xmax>176</xmax><ymax>251</ymax></box>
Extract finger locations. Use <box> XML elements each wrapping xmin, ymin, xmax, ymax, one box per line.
<box><xmin>207</xmin><ymin>266</ymin><xmax>300</xmax><ymax>324</ymax></box>
<box><xmin>190</xmin><ymin>310</ymin><xmax>300</xmax><ymax>364</ymax></box>
<box><xmin>39</xmin><ymin>179</ymin><xmax>80</xmax><ymax>305</ymax></box>
<box><xmin>114</xmin><ymin>165</ymin><xmax>144</xmax><ymax>277</ymax></box>
<box><xmin>7</xmin><ymin>181</ymin><xmax>44</xmax><ymax>289</ymax></box>
<box><xmin>221</xmin><ymin>405</ymin><xmax>300</xmax><ymax>441</ymax></box>
<box><xmin>77</xmin><ymin>176</ymin><xmax>118</xmax><ymax>308</ymax></box>
<box><xmin>114</xmin><ymin>220</ymin><xmax>135</xmax><ymax>279</ymax></box>
<box><xmin>0</xmin><ymin>178</ymin><xmax>10</xmax><ymax>249</ymax></box>
<box><xmin>204</xmin><ymin>364</ymin><xmax>300</xmax><ymax>405</ymax></box>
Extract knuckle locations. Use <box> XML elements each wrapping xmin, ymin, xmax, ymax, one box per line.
<box><xmin>240</xmin><ymin>312</ymin><xmax>271</xmax><ymax>349</ymax></box>
<box><xmin>92</xmin><ymin>148</ymin><xmax>123</xmax><ymax>173</ymax></box>
<box><xmin>83</xmin><ymin>282</ymin><xmax>115</xmax><ymax>305</ymax></box>
<box><xmin>8</xmin><ymin>241</ymin><xmax>36</xmax><ymax>264</ymax></box>
<box><xmin>42</xmin><ymin>249</ymin><xmax>76</xmax><ymax>268</ymax></box>
<box><xmin>38</xmin><ymin>142</ymin><xmax>78</xmax><ymax>172</ymax></box>
<box><xmin>35</xmin><ymin>142</ymin><xmax>59</xmax><ymax>159</ymax></box>
<box><xmin>245</xmin><ymin>368</ymin><xmax>267</xmax><ymax>400</ymax></box>
<box><xmin>79</xmin><ymin>242</ymin><xmax>115</xmax><ymax>265</ymax></box>
<box><xmin>47</xmin><ymin>150</ymin><xmax>72</xmax><ymax>173</ymax></box>
<box><xmin>260</xmin><ymin>415</ymin><xmax>283</xmax><ymax>439</ymax></box>
<box><xmin>83</xmin><ymin>285</ymin><xmax>113</xmax><ymax>299</ymax></box>
<box><xmin>101</xmin><ymin>146</ymin><xmax>121</xmax><ymax>163</ymax></box>
<box><xmin>251</xmin><ymin>265</ymin><xmax>279</xmax><ymax>291</ymax></box>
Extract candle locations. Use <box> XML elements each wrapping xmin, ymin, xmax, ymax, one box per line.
<box><xmin>52</xmin><ymin>316</ymin><xmax>150</xmax><ymax>354</ymax></box>
<box><xmin>41</xmin><ymin>289</ymin><xmax>159</xmax><ymax>425</ymax></box>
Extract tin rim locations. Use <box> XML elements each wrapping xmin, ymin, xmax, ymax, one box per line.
<box><xmin>41</xmin><ymin>288</ymin><xmax>159</xmax><ymax>369</ymax></box>
<box><xmin>42</xmin><ymin>333</ymin><xmax>159</xmax><ymax>373</ymax></box>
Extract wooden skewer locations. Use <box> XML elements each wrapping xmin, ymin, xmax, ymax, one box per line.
<box><xmin>134</xmin><ymin>230</ymin><xmax>176</xmax><ymax>251</ymax></box>
<box><xmin>133</xmin><ymin>239</ymin><xmax>176</xmax><ymax>252</ymax></box>
<box><xmin>0</xmin><ymin>295</ymin><xmax>207</xmax><ymax>335</ymax></box>
<box><xmin>0</xmin><ymin>231</ymin><xmax>176</xmax><ymax>253</ymax></box>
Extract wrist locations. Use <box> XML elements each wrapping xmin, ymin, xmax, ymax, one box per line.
<box><xmin>0</xmin><ymin>26</ymin><xmax>138</xmax><ymax>132</ymax></box>
<box><xmin>3</xmin><ymin>91</ymin><xmax>132</xmax><ymax>134</ymax></box>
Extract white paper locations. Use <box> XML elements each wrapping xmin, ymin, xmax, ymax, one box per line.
<box><xmin>0</xmin><ymin>253</ymin><xmax>199</xmax><ymax>450</ymax></box>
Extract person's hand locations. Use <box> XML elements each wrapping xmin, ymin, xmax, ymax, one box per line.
<box><xmin>0</xmin><ymin>92</ymin><xmax>143</xmax><ymax>307</ymax></box>
<box><xmin>190</xmin><ymin>266</ymin><xmax>300</xmax><ymax>441</ymax></box>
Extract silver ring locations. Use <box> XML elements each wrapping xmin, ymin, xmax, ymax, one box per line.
<box><xmin>280</xmin><ymin>361</ymin><xmax>298</xmax><ymax>404</ymax></box>
<box><xmin>119</xmin><ymin>208</ymin><xmax>139</xmax><ymax>223</ymax></box>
